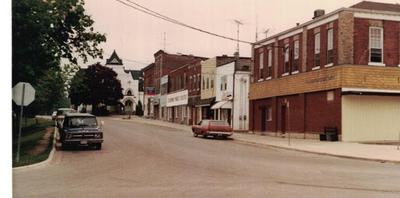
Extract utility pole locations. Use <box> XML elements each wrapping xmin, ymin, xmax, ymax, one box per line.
<box><xmin>233</xmin><ymin>19</ymin><xmax>242</xmax><ymax>132</ymax></box>
<box><xmin>255</xmin><ymin>14</ymin><xmax>258</xmax><ymax>42</ymax></box>
<box><xmin>234</xmin><ymin>19</ymin><xmax>243</xmax><ymax>55</ymax></box>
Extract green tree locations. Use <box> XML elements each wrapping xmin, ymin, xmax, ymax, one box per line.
<box><xmin>135</xmin><ymin>100</ymin><xmax>144</xmax><ymax>116</ymax></box>
<box><xmin>69</xmin><ymin>63</ymin><xmax>123</xmax><ymax>114</ymax></box>
<box><xmin>69</xmin><ymin>69</ymin><xmax>90</xmax><ymax>107</ymax></box>
<box><xmin>12</xmin><ymin>0</ymin><xmax>106</xmax><ymax>86</ymax></box>
<box><xmin>31</xmin><ymin>67</ymin><xmax>70</xmax><ymax>115</ymax></box>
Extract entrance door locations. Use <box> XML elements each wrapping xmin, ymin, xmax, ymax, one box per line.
<box><xmin>281</xmin><ymin>105</ymin><xmax>286</xmax><ymax>133</ymax></box>
<box><xmin>171</xmin><ymin>107</ymin><xmax>175</xmax><ymax>122</ymax></box>
<box><xmin>261</xmin><ymin>107</ymin><xmax>266</xmax><ymax>131</ymax></box>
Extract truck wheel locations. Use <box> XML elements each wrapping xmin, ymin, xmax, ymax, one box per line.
<box><xmin>61</xmin><ymin>143</ymin><xmax>68</xmax><ymax>150</ymax></box>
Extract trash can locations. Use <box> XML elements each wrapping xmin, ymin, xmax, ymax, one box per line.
<box><xmin>319</xmin><ymin>133</ymin><xmax>327</xmax><ymax>141</ymax></box>
<box><xmin>324</xmin><ymin>127</ymin><xmax>338</xmax><ymax>142</ymax></box>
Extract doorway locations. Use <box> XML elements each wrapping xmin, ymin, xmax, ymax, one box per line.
<box><xmin>281</xmin><ymin>105</ymin><xmax>286</xmax><ymax>133</ymax></box>
<box><xmin>261</xmin><ymin>107</ymin><xmax>266</xmax><ymax>131</ymax></box>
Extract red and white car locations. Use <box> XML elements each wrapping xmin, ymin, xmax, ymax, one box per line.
<box><xmin>192</xmin><ymin>120</ymin><xmax>233</xmax><ymax>139</ymax></box>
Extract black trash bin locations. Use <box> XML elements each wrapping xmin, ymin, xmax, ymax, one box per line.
<box><xmin>319</xmin><ymin>133</ymin><xmax>327</xmax><ymax>141</ymax></box>
<box><xmin>324</xmin><ymin>127</ymin><xmax>338</xmax><ymax>141</ymax></box>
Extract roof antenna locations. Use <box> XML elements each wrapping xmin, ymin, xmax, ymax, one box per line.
<box><xmin>263</xmin><ymin>29</ymin><xmax>270</xmax><ymax>38</ymax></box>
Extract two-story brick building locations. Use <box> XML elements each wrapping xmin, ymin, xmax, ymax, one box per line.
<box><xmin>166</xmin><ymin>62</ymin><xmax>189</xmax><ymax>124</ymax></box>
<box><xmin>145</xmin><ymin>50</ymin><xmax>205</xmax><ymax>120</ymax></box>
<box><xmin>143</xmin><ymin>63</ymin><xmax>156</xmax><ymax>118</ymax></box>
<box><xmin>249</xmin><ymin>1</ymin><xmax>400</xmax><ymax>142</ymax></box>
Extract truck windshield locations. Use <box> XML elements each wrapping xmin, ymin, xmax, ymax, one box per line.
<box><xmin>66</xmin><ymin>117</ymin><xmax>98</xmax><ymax>128</ymax></box>
<box><xmin>210</xmin><ymin>121</ymin><xmax>229</xmax><ymax>126</ymax></box>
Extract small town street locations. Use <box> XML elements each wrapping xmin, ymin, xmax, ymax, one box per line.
<box><xmin>13</xmin><ymin>117</ymin><xmax>400</xmax><ymax>198</ymax></box>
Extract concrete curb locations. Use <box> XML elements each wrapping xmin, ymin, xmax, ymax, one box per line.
<box><xmin>233</xmin><ymin>138</ymin><xmax>400</xmax><ymax>164</ymax></box>
<box><xmin>13</xmin><ymin>127</ymin><xmax>57</xmax><ymax>171</ymax></box>
<box><xmin>114</xmin><ymin>117</ymin><xmax>400</xmax><ymax>164</ymax></box>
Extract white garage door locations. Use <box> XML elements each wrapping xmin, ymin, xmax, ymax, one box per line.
<box><xmin>342</xmin><ymin>95</ymin><xmax>400</xmax><ymax>142</ymax></box>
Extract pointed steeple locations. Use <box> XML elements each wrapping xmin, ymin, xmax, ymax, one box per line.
<box><xmin>106</xmin><ymin>50</ymin><xmax>123</xmax><ymax>65</ymax></box>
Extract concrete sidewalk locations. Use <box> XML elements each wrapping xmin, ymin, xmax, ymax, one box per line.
<box><xmin>112</xmin><ymin>116</ymin><xmax>400</xmax><ymax>163</ymax></box>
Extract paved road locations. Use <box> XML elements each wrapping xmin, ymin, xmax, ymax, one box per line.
<box><xmin>13</xmin><ymin>117</ymin><xmax>400</xmax><ymax>197</ymax></box>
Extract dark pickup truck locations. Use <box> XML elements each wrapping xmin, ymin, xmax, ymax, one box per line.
<box><xmin>59</xmin><ymin>113</ymin><xmax>104</xmax><ymax>150</ymax></box>
<box><xmin>192</xmin><ymin>120</ymin><xmax>233</xmax><ymax>139</ymax></box>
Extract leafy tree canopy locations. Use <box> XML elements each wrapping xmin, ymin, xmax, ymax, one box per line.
<box><xmin>69</xmin><ymin>63</ymin><xmax>123</xmax><ymax>110</ymax></box>
<box><xmin>12</xmin><ymin>0</ymin><xmax>106</xmax><ymax>85</ymax></box>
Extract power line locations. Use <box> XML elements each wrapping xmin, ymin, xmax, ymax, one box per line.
<box><xmin>115</xmin><ymin>0</ymin><xmax>254</xmax><ymax>45</ymax></box>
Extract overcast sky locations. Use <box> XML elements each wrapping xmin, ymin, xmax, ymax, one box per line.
<box><xmin>83</xmin><ymin>0</ymin><xmax>398</xmax><ymax>70</ymax></box>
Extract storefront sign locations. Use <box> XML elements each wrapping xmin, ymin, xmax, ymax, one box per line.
<box><xmin>166</xmin><ymin>90</ymin><xmax>188</xmax><ymax>107</ymax></box>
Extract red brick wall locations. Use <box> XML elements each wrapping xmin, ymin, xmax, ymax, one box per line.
<box><xmin>276</xmin><ymin>94</ymin><xmax>305</xmax><ymax>132</ymax></box>
<box><xmin>188</xmin><ymin>61</ymin><xmax>201</xmax><ymax>97</ymax></box>
<box><xmin>168</xmin><ymin>64</ymin><xmax>188</xmax><ymax>93</ymax></box>
<box><xmin>306</xmin><ymin>29</ymin><xmax>315</xmax><ymax>71</ymax></box>
<box><xmin>250</xmin><ymin>89</ymin><xmax>342</xmax><ymax>134</ymax></box>
<box><xmin>250</xmin><ymin>98</ymin><xmax>277</xmax><ymax>132</ymax></box>
<box><xmin>354</xmin><ymin>19</ymin><xmax>400</xmax><ymax>66</ymax></box>
<box><xmin>278</xmin><ymin>40</ymin><xmax>284</xmax><ymax>76</ymax></box>
<box><xmin>384</xmin><ymin>20</ymin><xmax>400</xmax><ymax>67</ymax></box>
<box><xmin>320</xmin><ymin>25</ymin><xmax>328</xmax><ymax>67</ymax></box>
<box><xmin>304</xmin><ymin>89</ymin><xmax>341</xmax><ymax>133</ymax></box>
<box><xmin>353</xmin><ymin>18</ymin><xmax>370</xmax><ymax>65</ymax></box>
<box><xmin>254</xmin><ymin>47</ymin><xmax>262</xmax><ymax>80</ymax></box>
<box><xmin>143</xmin><ymin>64</ymin><xmax>155</xmax><ymax>90</ymax></box>
<box><xmin>333</xmin><ymin>21</ymin><xmax>339</xmax><ymax>65</ymax></box>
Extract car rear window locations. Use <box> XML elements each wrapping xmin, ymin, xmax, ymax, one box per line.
<box><xmin>65</xmin><ymin>117</ymin><xmax>98</xmax><ymax>128</ymax></box>
<box><xmin>210</xmin><ymin>121</ymin><xmax>229</xmax><ymax>126</ymax></box>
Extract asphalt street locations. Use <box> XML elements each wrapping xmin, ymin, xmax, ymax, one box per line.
<box><xmin>13</xmin><ymin>117</ymin><xmax>400</xmax><ymax>198</ymax></box>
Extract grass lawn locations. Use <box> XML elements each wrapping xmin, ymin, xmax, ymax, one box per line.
<box><xmin>12</xmin><ymin>118</ymin><xmax>55</xmax><ymax>167</ymax></box>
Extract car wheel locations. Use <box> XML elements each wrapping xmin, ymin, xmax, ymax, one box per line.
<box><xmin>193</xmin><ymin>133</ymin><xmax>198</xmax><ymax>137</ymax></box>
<box><xmin>96</xmin><ymin>143</ymin><xmax>102</xmax><ymax>150</ymax></box>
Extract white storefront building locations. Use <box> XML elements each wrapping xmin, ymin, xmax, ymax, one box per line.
<box><xmin>213</xmin><ymin>58</ymin><xmax>251</xmax><ymax>131</ymax></box>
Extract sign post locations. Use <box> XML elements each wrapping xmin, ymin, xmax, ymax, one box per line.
<box><xmin>13</xmin><ymin>82</ymin><xmax>35</xmax><ymax>163</ymax></box>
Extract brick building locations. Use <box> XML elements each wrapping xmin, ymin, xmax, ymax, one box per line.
<box><xmin>142</xmin><ymin>63</ymin><xmax>156</xmax><ymax>118</ymax></box>
<box><xmin>144</xmin><ymin>50</ymin><xmax>205</xmax><ymax>120</ymax></box>
<box><xmin>249</xmin><ymin>1</ymin><xmax>400</xmax><ymax>142</ymax></box>
<box><xmin>166</xmin><ymin>62</ymin><xmax>189</xmax><ymax>124</ymax></box>
<box><xmin>187</xmin><ymin>60</ymin><xmax>202</xmax><ymax>125</ymax></box>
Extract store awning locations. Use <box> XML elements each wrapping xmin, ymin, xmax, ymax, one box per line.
<box><xmin>211</xmin><ymin>101</ymin><xmax>232</xmax><ymax>109</ymax></box>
